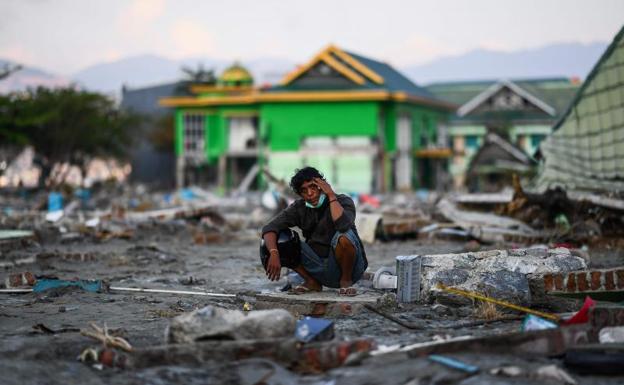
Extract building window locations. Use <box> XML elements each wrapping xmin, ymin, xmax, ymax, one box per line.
<box><xmin>531</xmin><ymin>134</ymin><xmax>546</xmax><ymax>148</ymax></box>
<box><xmin>183</xmin><ymin>112</ymin><xmax>206</xmax><ymax>158</ymax></box>
<box><xmin>465</xmin><ymin>135</ymin><xmax>479</xmax><ymax>149</ymax></box>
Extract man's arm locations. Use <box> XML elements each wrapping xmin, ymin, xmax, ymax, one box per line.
<box><xmin>313</xmin><ymin>178</ymin><xmax>355</xmax><ymax>232</ymax></box>
<box><xmin>313</xmin><ymin>177</ymin><xmax>343</xmax><ymax>221</ymax></box>
<box><xmin>261</xmin><ymin>203</ymin><xmax>300</xmax><ymax>281</ymax></box>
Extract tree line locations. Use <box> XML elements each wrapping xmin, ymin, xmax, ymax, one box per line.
<box><xmin>0</xmin><ymin>86</ymin><xmax>142</xmax><ymax>188</ymax></box>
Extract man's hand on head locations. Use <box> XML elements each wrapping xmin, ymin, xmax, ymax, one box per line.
<box><xmin>266</xmin><ymin>250</ymin><xmax>281</xmax><ymax>281</ymax></box>
<box><xmin>313</xmin><ymin>177</ymin><xmax>335</xmax><ymax>199</ymax></box>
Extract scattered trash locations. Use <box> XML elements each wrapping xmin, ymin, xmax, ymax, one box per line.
<box><xmin>522</xmin><ymin>314</ymin><xmax>558</xmax><ymax>331</ymax></box>
<box><xmin>372</xmin><ymin>266</ymin><xmax>397</xmax><ymax>290</ymax></box>
<box><xmin>4</xmin><ymin>271</ymin><xmax>36</xmax><ymax>288</ymax></box>
<box><xmin>562</xmin><ymin>296</ymin><xmax>596</xmax><ymax>325</ymax></box>
<box><xmin>598</xmin><ymin>326</ymin><xmax>624</xmax><ymax>343</ymax></box>
<box><xmin>427</xmin><ymin>354</ymin><xmax>479</xmax><ymax>374</ymax></box>
<box><xmin>81</xmin><ymin>322</ymin><xmax>133</xmax><ymax>352</ymax></box>
<box><xmin>534</xmin><ymin>364</ymin><xmax>577</xmax><ymax>385</ymax></box>
<box><xmin>489</xmin><ymin>365</ymin><xmax>523</xmax><ymax>377</ymax></box>
<box><xmin>295</xmin><ymin>317</ymin><xmax>335</xmax><ymax>343</ymax></box>
<box><xmin>33</xmin><ymin>278</ymin><xmax>104</xmax><ymax>293</ymax></box>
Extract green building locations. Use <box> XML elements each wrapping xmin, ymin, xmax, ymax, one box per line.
<box><xmin>427</xmin><ymin>78</ymin><xmax>580</xmax><ymax>189</ymax></box>
<box><xmin>161</xmin><ymin>45</ymin><xmax>454</xmax><ymax>193</ymax></box>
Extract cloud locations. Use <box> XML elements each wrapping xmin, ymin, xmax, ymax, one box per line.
<box><xmin>0</xmin><ymin>44</ymin><xmax>37</xmax><ymax>66</ymax></box>
<box><xmin>168</xmin><ymin>19</ymin><xmax>216</xmax><ymax>58</ymax></box>
<box><xmin>117</xmin><ymin>0</ymin><xmax>166</xmax><ymax>38</ymax></box>
<box><xmin>381</xmin><ymin>34</ymin><xmax>463</xmax><ymax>66</ymax></box>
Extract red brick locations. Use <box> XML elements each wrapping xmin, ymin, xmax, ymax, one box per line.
<box><xmin>339</xmin><ymin>303</ymin><xmax>353</xmax><ymax>315</ymax></box>
<box><xmin>590</xmin><ymin>271</ymin><xmax>602</xmax><ymax>290</ymax></box>
<box><xmin>576</xmin><ymin>272</ymin><xmax>589</xmax><ymax>292</ymax></box>
<box><xmin>567</xmin><ymin>273</ymin><xmax>577</xmax><ymax>292</ymax></box>
<box><xmin>605</xmin><ymin>271</ymin><xmax>615</xmax><ymax>290</ymax></box>
<box><xmin>554</xmin><ymin>274</ymin><xmax>564</xmax><ymax>290</ymax></box>
<box><xmin>544</xmin><ymin>274</ymin><xmax>554</xmax><ymax>292</ymax></box>
<box><xmin>616</xmin><ymin>270</ymin><xmax>624</xmax><ymax>289</ymax></box>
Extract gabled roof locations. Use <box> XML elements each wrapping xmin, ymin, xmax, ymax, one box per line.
<box><xmin>278</xmin><ymin>45</ymin><xmax>437</xmax><ymax>100</ymax></box>
<box><xmin>427</xmin><ymin>78</ymin><xmax>580</xmax><ymax>117</ymax></box>
<box><xmin>457</xmin><ymin>79</ymin><xmax>556</xmax><ymax>117</ymax></box>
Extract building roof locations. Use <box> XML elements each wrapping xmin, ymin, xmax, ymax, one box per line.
<box><xmin>272</xmin><ymin>45</ymin><xmax>450</xmax><ymax>107</ymax></box>
<box><xmin>536</xmin><ymin>25</ymin><xmax>624</xmax><ymax>193</ymax></box>
<box><xmin>161</xmin><ymin>45</ymin><xmax>456</xmax><ymax>110</ymax></box>
<box><xmin>427</xmin><ymin>77</ymin><xmax>580</xmax><ymax>119</ymax></box>
<box><xmin>457</xmin><ymin>79</ymin><xmax>556</xmax><ymax>117</ymax></box>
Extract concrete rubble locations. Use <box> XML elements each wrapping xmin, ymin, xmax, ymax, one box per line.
<box><xmin>421</xmin><ymin>247</ymin><xmax>587</xmax><ymax>304</ymax></box>
<box><xmin>1</xmin><ymin>182</ymin><xmax>624</xmax><ymax>385</ymax></box>
<box><xmin>166</xmin><ymin>306</ymin><xmax>295</xmax><ymax>343</ymax></box>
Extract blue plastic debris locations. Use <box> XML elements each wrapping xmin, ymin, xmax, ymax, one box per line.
<box><xmin>179</xmin><ymin>188</ymin><xmax>196</xmax><ymax>201</ymax></box>
<box><xmin>428</xmin><ymin>355</ymin><xmax>479</xmax><ymax>374</ymax></box>
<box><xmin>33</xmin><ymin>279</ymin><xmax>103</xmax><ymax>293</ymax></box>
<box><xmin>522</xmin><ymin>314</ymin><xmax>558</xmax><ymax>331</ymax></box>
<box><xmin>295</xmin><ymin>316</ymin><xmax>334</xmax><ymax>343</ymax></box>
<box><xmin>47</xmin><ymin>192</ymin><xmax>63</xmax><ymax>212</ymax></box>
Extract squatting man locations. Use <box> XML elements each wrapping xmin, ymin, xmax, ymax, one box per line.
<box><xmin>260</xmin><ymin>167</ymin><xmax>367</xmax><ymax>295</ymax></box>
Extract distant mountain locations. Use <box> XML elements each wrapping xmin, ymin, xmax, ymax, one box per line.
<box><xmin>0</xmin><ymin>59</ymin><xmax>70</xmax><ymax>94</ymax></box>
<box><xmin>0</xmin><ymin>41</ymin><xmax>610</xmax><ymax>96</ymax></box>
<box><xmin>72</xmin><ymin>54</ymin><xmax>294</xmax><ymax>95</ymax></box>
<box><xmin>407</xmin><ymin>42</ymin><xmax>607</xmax><ymax>85</ymax></box>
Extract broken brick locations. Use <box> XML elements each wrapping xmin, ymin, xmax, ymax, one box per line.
<box><xmin>576</xmin><ymin>272</ymin><xmax>589</xmax><ymax>292</ymax></box>
<box><xmin>554</xmin><ymin>274</ymin><xmax>564</xmax><ymax>290</ymax></box>
<box><xmin>616</xmin><ymin>270</ymin><xmax>624</xmax><ymax>289</ymax></box>
<box><xmin>590</xmin><ymin>271</ymin><xmax>602</xmax><ymax>291</ymax></box>
<box><xmin>605</xmin><ymin>271</ymin><xmax>615</xmax><ymax>290</ymax></box>
<box><xmin>566</xmin><ymin>273</ymin><xmax>577</xmax><ymax>292</ymax></box>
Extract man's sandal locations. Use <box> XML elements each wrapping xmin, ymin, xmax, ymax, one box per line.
<box><xmin>338</xmin><ymin>287</ymin><xmax>357</xmax><ymax>296</ymax></box>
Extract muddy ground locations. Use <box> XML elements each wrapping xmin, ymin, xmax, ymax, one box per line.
<box><xmin>0</xmin><ymin>220</ymin><xmax>622</xmax><ymax>384</ymax></box>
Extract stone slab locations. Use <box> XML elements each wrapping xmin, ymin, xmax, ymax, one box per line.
<box><xmin>249</xmin><ymin>290</ymin><xmax>383</xmax><ymax>317</ymax></box>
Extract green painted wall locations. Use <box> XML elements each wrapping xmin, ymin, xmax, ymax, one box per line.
<box><xmin>261</xmin><ymin>102</ymin><xmax>379</xmax><ymax>151</ymax></box>
<box><xmin>174</xmin><ymin>110</ymin><xmax>184</xmax><ymax>156</ymax></box>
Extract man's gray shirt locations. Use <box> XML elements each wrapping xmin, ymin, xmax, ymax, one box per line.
<box><xmin>261</xmin><ymin>194</ymin><xmax>365</xmax><ymax>259</ymax></box>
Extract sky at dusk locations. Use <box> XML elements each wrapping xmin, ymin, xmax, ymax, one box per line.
<box><xmin>1</xmin><ymin>0</ymin><xmax>623</xmax><ymax>74</ymax></box>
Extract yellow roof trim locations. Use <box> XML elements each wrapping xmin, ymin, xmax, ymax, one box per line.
<box><xmin>160</xmin><ymin>90</ymin><xmax>392</xmax><ymax>107</ymax></box>
<box><xmin>328</xmin><ymin>45</ymin><xmax>384</xmax><ymax>85</ymax></box>
<box><xmin>190</xmin><ymin>84</ymin><xmax>255</xmax><ymax>94</ymax></box>
<box><xmin>159</xmin><ymin>91</ymin><xmax>458</xmax><ymax>107</ymax></box>
<box><xmin>318</xmin><ymin>52</ymin><xmax>365</xmax><ymax>85</ymax></box>
<box><xmin>280</xmin><ymin>45</ymin><xmax>366</xmax><ymax>86</ymax></box>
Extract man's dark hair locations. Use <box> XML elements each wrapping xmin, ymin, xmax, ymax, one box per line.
<box><xmin>290</xmin><ymin>167</ymin><xmax>325</xmax><ymax>194</ymax></box>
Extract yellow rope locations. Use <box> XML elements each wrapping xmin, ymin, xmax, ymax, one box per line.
<box><xmin>436</xmin><ymin>283</ymin><xmax>560</xmax><ymax>321</ymax></box>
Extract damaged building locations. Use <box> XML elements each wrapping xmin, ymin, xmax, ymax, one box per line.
<box><xmin>536</xmin><ymin>26</ymin><xmax>624</xmax><ymax>194</ymax></box>
<box><xmin>427</xmin><ymin>78</ymin><xmax>581</xmax><ymax>190</ymax></box>
<box><xmin>160</xmin><ymin>45</ymin><xmax>455</xmax><ymax>193</ymax></box>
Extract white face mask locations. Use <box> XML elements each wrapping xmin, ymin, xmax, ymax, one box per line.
<box><xmin>305</xmin><ymin>193</ymin><xmax>326</xmax><ymax>209</ymax></box>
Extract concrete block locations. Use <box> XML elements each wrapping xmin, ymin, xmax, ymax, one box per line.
<box><xmin>419</xmin><ymin>247</ymin><xmax>586</xmax><ymax>305</ymax></box>
<box><xmin>166</xmin><ymin>305</ymin><xmax>295</xmax><ymax>343</ymax></box>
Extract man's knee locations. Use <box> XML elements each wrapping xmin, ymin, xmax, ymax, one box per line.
<box><xmin>335</xmin><ymin>235</ymin><xmax>356</xmax><ymax>258</ymax></box>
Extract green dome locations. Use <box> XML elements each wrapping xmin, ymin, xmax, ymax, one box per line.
<box><xmin>219</xmin><ymin>62</ymin><xmax>253</xmax><ymax>86</ymax></box>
